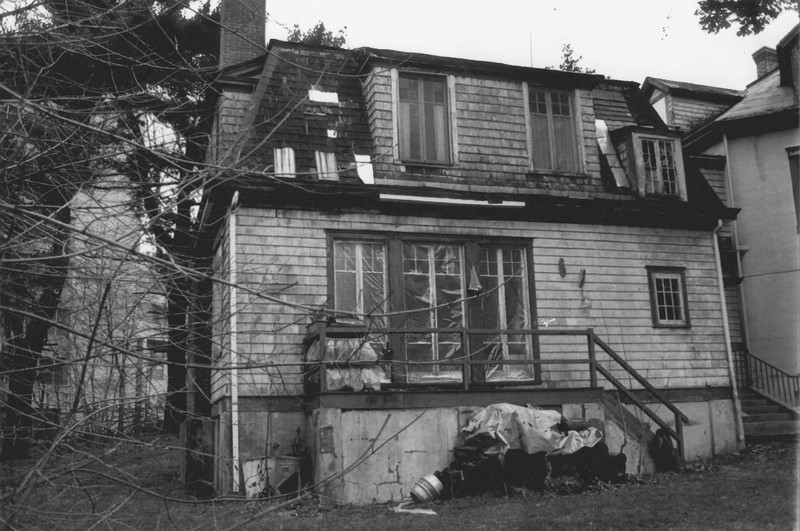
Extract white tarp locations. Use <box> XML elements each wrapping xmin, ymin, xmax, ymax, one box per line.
<box><xmin>462</xmin><ymin>403</ymin><xmax>602</xmax><ymax>457</ymax></box>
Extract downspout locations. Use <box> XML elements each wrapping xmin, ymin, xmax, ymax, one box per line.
<box><xmin>713</xmin><ymin>219</ymin><xmax>745</xmax><ymax>442</ymax></box>
<box><xmin>229</xmin><ymin>191</ymin><xmax>241</xmax><ymax>492</ymax></box>
<box><xmin>722</xmin><ymin>134</ymin><xmax>750</xmax><ymax>347</ymax></box>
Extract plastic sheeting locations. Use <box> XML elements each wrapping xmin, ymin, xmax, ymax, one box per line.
<box><xmin>306</xmin><ymin>337</ymin><xmax>389</xmax><ymax>392</ymax></box>
<box><xmin>463</xmin><ymin>403</ymin><xmax>602</xmax><ymax>457</ymax></box>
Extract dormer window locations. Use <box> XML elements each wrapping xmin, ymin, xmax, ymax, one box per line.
<box><xmin>641</xmin><ymin>138</ymin><xmax>679</xmax><ymax>196</ymax></box>
<box><xmin>527</xmin><ymin>88</ymin><xmax>580</xmax><ymax>173</ymax></box>
<box><xmin>396</xmin><ymin>73</ymin><xmax>452</xmax><ymax>165</ymax></box>
<box><xmin>630</xmin><ymin>132</ymin><xmax>687</xmax><ymax>200</ymax></box>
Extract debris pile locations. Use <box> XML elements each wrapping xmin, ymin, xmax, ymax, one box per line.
<box><xmin>426</xmin><ymin>403</ymin><xmax>628</xmax><ymax>499</ymax></box>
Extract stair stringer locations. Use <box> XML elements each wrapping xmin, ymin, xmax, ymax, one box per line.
<box><xmin>601</xmin><ymin>392</ymin><xmax>658</xmax><ymax>476</ymax></box>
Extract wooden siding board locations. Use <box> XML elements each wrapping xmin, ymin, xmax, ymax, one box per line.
<box><xmin>214</xmin><ymin>208</ymin><xmax>730</xmax><ymax>398</ymax></box>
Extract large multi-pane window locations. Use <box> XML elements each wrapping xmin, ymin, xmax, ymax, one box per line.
<box><xmin>529</xmin><ymin>89</ymin><xmax>580</xmax><ymax>173</ymax></box>
<box><xmin>646</xmin><ymin>267</ymin><xmax>690</xmax><ymax>328</ymax></box>
<box><xmin>641</xmin><ymin>138</ymin><xmax>680</xmax><ymax>196</ymax></box>
<box><xmin>398</xmin><ymin>74</ymin><xmax>451</xmax><ymax>164</ymax></box>
<box><xmin>330</xmin><ymin>236</ymin><xmax>536</xmax><ymax>384</ymax></box>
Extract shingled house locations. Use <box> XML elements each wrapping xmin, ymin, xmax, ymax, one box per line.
<box><xmin>198</xmin><ymin>1</ymin><xmax>744</xmax><ymax>502</ymax></box>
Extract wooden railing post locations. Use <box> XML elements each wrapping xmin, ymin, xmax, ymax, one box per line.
<box><xmin>462</xmin><ymin>329</ymin><xmax>470</xmax><ymax>391</ymax></box>
<box><xmin>587</xmin><ymin>328</ymin><xmax>597</xmax><ymax>389</ymax></box>
<box><xmin>675</xmin><ymin>412</ymin><xmax>685</xmax><ymax>467</ymax></box>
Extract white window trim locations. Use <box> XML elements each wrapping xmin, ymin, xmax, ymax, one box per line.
<box><xmin>391</xmin><ymin>68</ymin><xmax>458</xmax><ymax>165</ymax></box>
<box><xmin>523</xmin><ymin>84</ymin><xmax>584</xmax><ymax>174</ymax></box>
<box><xmin>632</xmin><ymin>133</ymin><xmax>687</xmax><ymax>201</ymax></box>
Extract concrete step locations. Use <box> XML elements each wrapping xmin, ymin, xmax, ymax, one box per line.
<box><xmin>740</xmin><ymin>399</ymin><xmax>770</xmax><ymax>408</ymax></box>
<box><xmin>742</xmin><ymin>412</ymin><xmax>794</xmax><ymax>423</ymax></box>
<box><xmin>743</xmin><ymin>420</ymin><xmax>800</xmax><ymax>437</ymax></box>
<box><xmin>741</xmin><ymin>405</ymin><xmax>784</xmax><ymax>414</ymax></box>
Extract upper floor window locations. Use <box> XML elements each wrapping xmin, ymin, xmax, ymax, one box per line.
<box><xmin>632</xmin><ymin>134</ymin><xmax>686</xmax><ymax>200</ymax></box>
<box><xmin>398</xmin><ymin>74</ymin><xmax>451</xmax><ymax>164</ymax></box>
<box><xmin>529</xmin><ymin>89</ymin><xmax>580</xmax><ymax>173</ymax></box>
<box><xmin>641</xmin><ymin>138</ymin><xmax>679</xmax><ymax>196</ymax></box>
<box><xmin>646</xmin><ymin>266</ymin><xmax>690</xmax><ymax>328</ymax></box>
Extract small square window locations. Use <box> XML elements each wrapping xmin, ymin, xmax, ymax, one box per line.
<box><xmin>397</xmin><ymin>74</ymin><xmax>451</xmax><ymax>164</ymax></box>
<box><xmin>646</xmin><ymin>267</ymin><xmax>690</xmax><ymax>328</ymax></box>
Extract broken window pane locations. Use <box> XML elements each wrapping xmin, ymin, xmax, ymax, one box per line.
<box><xmin>470</xmin><ymin>245</ymin><xmax>533</xmax><ymax>381</ymax></box>
<box><xmin>403</xmin><ymin>243</ymin><xmax>465</xmax><ymax>381</ymax></box>
<box><xmin>333</xmin><ymin>240</ymin><xmax>387</xmax><ymax>327</ymax></box>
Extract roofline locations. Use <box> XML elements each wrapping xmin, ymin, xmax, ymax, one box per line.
<box><xmin>641</xmin><ymin>77</ymin><xmax>744</xmax><ymax>104</ymax></box>
<box><xmin>357</xmin><ymin>46</ymin><xmax>606</xmax><ymax>89</ymax></box>
<box><xmin>684</xmin><ymin>106</ymin><xmax>799</xmax><ymax>152</ymax></box>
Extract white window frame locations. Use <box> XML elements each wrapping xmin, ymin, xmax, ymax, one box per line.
<box><xmin>391</xmin><ymin>69</ymin><xmax>458</xmax><ymax>165</ymax></box>
<box><xmin>523</xmin><ymin>83</ymin><xmax>583</xmax><ymax>174</ymax></box>
<box><xmin>632</xmin><ymin>133</ymin><xmax>687</xmax><ymax>200</ymax></box>
<box><xmin>646</xmin><ymin>266</ymin><xmax>690</xmax><ymax>328</ymax></box>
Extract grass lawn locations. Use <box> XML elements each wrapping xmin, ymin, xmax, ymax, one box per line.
<box><xmin>2</xmin><ymin>437</ymin><xmax>797</xmax><ymax>530</ymax></box>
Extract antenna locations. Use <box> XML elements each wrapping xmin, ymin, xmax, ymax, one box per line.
<box><xmin>529</xmin><ymin>32</ymin><xmax>533</xmax><ymax>67</ymax></box>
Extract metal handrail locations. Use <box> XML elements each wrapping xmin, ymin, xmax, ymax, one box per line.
<box><xmin>744</xmin><ymin>348</ymin><xmax>800</xmax><ymax>409</ymax></box>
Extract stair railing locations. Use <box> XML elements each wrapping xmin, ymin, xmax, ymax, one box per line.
<box><xmin>591</xmin><ymin>332</ymin><xmax>690</xmax><ymax>465</ymax></box>
<box><xmin>743</xmin><ymin>348</ymin><xmax>800</xmax><ymax>409</ymax></box>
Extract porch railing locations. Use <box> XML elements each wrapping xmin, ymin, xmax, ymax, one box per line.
<box><xmin>304</xmin><ymin>324</ymin><xmax>689</xmax><ymax>462</ymax></box>
<box><xmin>737</xmin><ymin>346</ymin><xmax>800</xmax><ymax>409</ymax></box>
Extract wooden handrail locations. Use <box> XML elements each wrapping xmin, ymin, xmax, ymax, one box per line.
<box><xmin>593</xmin><ymin>336</ymin><xmax>689</xmax><ymax>423</ymax></box>
<box><xmin>305</xmin><ymin>322</ymin><xmax>689</xmax><ymax>460</ymax></box>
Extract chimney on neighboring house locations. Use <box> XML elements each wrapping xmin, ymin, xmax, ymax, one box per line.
<box><xmin>219</xmin><ymin>0</ymin><xmax>266</xmax><ymax>67</ymax></box>
<box><xmin>752</xmin><ymin>46</ymin><xmax>779</xmax><ymax>78</ymax></box>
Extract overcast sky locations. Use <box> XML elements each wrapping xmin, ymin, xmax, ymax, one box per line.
<box><xmin>264</xmin><ymin>0</ymin><xmax>798</xmax><ymax>90</ymax></box>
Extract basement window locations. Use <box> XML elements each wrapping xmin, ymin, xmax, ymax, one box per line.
<box><xmin>646</xmin><ymin>267</ymin><xmax>690</xmax><ymax>328</ymax></box>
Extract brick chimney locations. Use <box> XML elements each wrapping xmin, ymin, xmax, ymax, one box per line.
<box><xmin>752</xmin><ymin>46</ymin><xmax>779</xmax><ymax>78</ymax></box>
<box><xmin>219</xmin><ymin>0</ymin><xmax>266</xmax><ymax>68</ymax></box>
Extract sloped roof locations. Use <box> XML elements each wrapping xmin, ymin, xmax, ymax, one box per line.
<box><xmin>715</xmin><ymin>68</ymin><xmax>797</xmax><ymax>122</ymax></box>
<box><xmin>238</xmin><ymin>41</ymin><xmax>374</xmax><ymax>178</ymax></box>
<box><xmin>594</xmin><ymin>80</ymin><xmax>667</xmax><ymax>130</ymax></box>
<box><xmin>642</xmin><ymin>77</ymin><xmax>744</xmax><ymax>103</ymax></box>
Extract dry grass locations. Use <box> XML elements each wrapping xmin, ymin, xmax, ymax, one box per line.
<box><xmin>2</xmin><ymin>437</ymin><xmax>797</xmax><ymax>530</ymax></box>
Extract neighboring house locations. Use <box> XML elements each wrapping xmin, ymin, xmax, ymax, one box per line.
<box><xmin>646</xmin><ymin>25</ymin><xmax>799</xmax><ymax>414</ymax></box>
<box><xmin>198</xmin><ymin>0</ymin><xmax>744</xmax><ymax>502</ymax></box>
<box><xmin>34</xmin><ymin>175</ymin><xmax>168</xmax><ymax>434</ymax></box>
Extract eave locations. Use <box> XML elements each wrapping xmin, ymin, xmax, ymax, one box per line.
<box><xmin>211</xmin><ymin>178</ymin><xmax>737</xmax><ymax>231</ymax></box>
<box><xmin>358</xmin><ymin>47</ymin><xmax>605</xmax><ymax>90</ymax></box>
<box><xmin>684</xmin><ymin>106</ymin><xmax>799</xmax><ymax>153</ymax></box>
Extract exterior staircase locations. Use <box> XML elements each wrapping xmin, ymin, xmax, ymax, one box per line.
<box><xmin>739</xmin><ymin>388</ymin><xmax>800</xmax><ymax>441</ymax></box>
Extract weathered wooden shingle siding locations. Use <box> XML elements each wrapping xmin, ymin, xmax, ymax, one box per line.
<box><xmin>226</xmin><ymin>207</ymin><xmax>729</xmax><ymax>398</ymax></box>
<box><xmin>668</xmin><ymin>96</ymin><xmax>730</xmax><ymax>133</ymax></box>
<box><xmin>211</xmin><ymin>221</ymin><xmax>232</xmax><ymax>403</ymax></box>
<box><xmin>363</xmin><ymin>69</ymin><xmax>617</xmax><ymax>199</ymax></box>
<box><xmin>210</xmin><ymin>90</ymin><xmax>252</xmax><ymax>165</ymax></box>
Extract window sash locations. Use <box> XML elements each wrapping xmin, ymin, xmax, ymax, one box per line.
<box><xmin>331</xmin><ymin>237</ymin><xmax>537</xmax><ymax>383</ymax></box>
<box><xmin>399</xmin><ymin>75</ymin><xmax>450</xmax><ymax>164</ymax></box>
<box><xmin>647</xmin><ymin>268</ymin><xmax>689</xmax><ymax>327</ymax></box>
<box><xmin>529</xmin><ymin>90</ymin><xmax>579</xmax><ymax>172</ymax></box>
<box><xmin>641</xmin><ymin>138</ymin><xmax>680</xmax><ymax>196</ymax></box>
